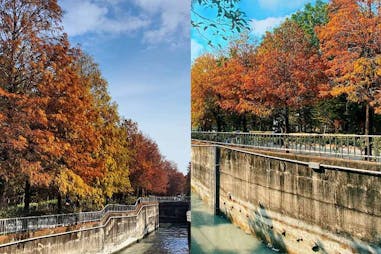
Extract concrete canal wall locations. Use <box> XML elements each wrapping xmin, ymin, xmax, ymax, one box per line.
<box><xmin>191</xmin><ymin>145</ymin><xmax>381</xmax><ymax>254</ymax></box>
<box><xmin>0</xmin><ymin>204</ymin><xmax>159</xmax><ymax>254</ymax></box>
<box><xmin>191</xmin><ymin>145</ymin><xmax>217</xmax><ymax>209</ymax></box>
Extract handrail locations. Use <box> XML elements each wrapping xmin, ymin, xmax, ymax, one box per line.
<box><xmin>0</xmin><ymin>197</ymin><xmax>151</xmax><ymax>221</ymax></box>
<box><xmin>192</xmin><ymin>143</ymin><xmax>381</xmax><ymax>176</ymax></box>
<box><xmin>0</xmin><ymin>195</ymin><xmax>190</xmax><ymax>236</ymax></box>
<box><xmin>155</xmin><ymin>196</ymin><xmax>190</xmax><ymax>202</ymax></box>
<box><xmin>193</xmin><ymin>131</ymin><xmax>381</xmax><ymax>138</ymax></box>
<box><xmin>191</xmin><ymin>131</ymin><xmax>381</xmax><ymax>162</ymax></box>
<box><xmin>0</xmin><ymin>203</ymin><xmax>158</xmax><ymax>249</ymax></box>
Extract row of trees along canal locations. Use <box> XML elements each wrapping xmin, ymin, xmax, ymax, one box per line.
<box><xmin>192</xmin><ymin>0</ymin><xmax>381</xmax><ymax>137</ymax></box>
<box><xmin>0</xmin><ymin>0</ymin><xmax>189</xmax><ymax>217</ymax></box>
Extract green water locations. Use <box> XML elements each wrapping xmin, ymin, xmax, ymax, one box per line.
<box><xmin>191</xmin><ymin>193</ymin><xmax>277</xmax><ymax>254</ymax></box>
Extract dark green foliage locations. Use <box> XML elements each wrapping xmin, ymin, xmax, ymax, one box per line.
<box><xmin>291</xmin><ymin>0</ymin><xmax>328</xmax><ymax>47</ymax></box>
<box><xmin>310</xmin><ymin>96</ymin><xmax>365</xmax><ymax>133</ymax></box>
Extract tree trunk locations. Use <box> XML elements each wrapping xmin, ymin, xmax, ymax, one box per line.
<box><xmin>241</xmin><ymin>114</ymin><xmax>248</xmax><ymax>132</ymax></box>
<box><xmin>213</xmin><ymin>110</ymin><xmax>223</xmax><ymax>132</ymax></box>
<box><xmin>284</xmin><ymin>107</ymin><xmax>290</xmax><ymax>133</ymax></box>
<box><xmin>216</xmin><ymin>118</ymin><xmax>222</xmax><ymax>132</ymax></box>
<box><xmin>23</xmin><ymin>179</ymin><xmax>31</xmax><ymax>215</ymax></box>
<box><xmin>57</xmin><ymin>192</ymin><xmax>62</xmax><ymax>213</ymax></box>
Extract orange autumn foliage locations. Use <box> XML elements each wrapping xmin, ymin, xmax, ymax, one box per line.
<box><xmin>191</xmin><ymin>54</ymin><xmax>223</xmax><ymax>130</ymax></box>
<box><xmin>255</xmin><ymin>20</ymin><xmax>325</xmax><ymax>111</ymax></box>
<box><xmin>0</xmin><ymin>0</ymin><xmax>184</xmax><ymax>213</ymax></box>
<box><xmin>0</xmin><ymin>0</ymin><xmax>103</xmax><ymax>206</ymax></box>
<box><xmin>123</xmin><ymin>120</ymin><xmax>169</xmax><ymax>196</ymax></box>
<box><xmin>317</xmin><ymin>0</ymin><xmax>381</xmax><ymax>114</ymax></box>
<box><xmin>214</xmin><ymin>36</ymin><xmax>271</xmax><ymax>116</ymax></box>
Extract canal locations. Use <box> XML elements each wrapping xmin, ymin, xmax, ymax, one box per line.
<box><xmin>191</xmin><ymin>193</ymin><xmax>277</xmax><ymax>254</ymax></box>
<box><xmin>116</xmin><ymin>223</ymin><xmax>189</xmax><ymax>254</ymax></box>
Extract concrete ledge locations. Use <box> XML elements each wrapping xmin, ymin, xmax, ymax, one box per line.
<box><xmin>0</xmin><ymin>204</ymin><xmax>159</xmax><ymax>254</ymax></box>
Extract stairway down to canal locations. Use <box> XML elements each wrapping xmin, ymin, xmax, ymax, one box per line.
<box><xmin>191</xmin><ymin>192</ymin><xmax>277</xmax><ymax>254</ymax></box>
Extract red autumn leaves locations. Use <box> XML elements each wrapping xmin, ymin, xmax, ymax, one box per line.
<box><xmin>192</xmin><ymin>0</ymin><xmax>381</xmax><ymax>135</ymax></box>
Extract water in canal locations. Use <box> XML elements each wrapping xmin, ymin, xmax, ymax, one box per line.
<box><xmin>117</xmin><ymin>223</ymin><xmax>189</xmax><ymax>254</ymax></box>
<box><xmin>191</xmin><ymin>193</ymin><xmax>277</xmax><ymax>254</ymax></box>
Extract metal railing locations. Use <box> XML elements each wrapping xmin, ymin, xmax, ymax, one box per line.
<box><xmin>192</xmin><ymin>131</ymin><xmax>381</xmax><ymax>162</ymax></box>
<box><xmin>155</xmin><ymin>196</ymin><xmax>190</xmax><ymax>202</ymax></box>
<box><xmin>0</xmin><ymin>197</ymin><xmax>157</xmax><ymax>235</ymax></box>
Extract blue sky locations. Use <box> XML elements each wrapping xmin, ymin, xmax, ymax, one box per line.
<box><xmin>191</xmin><ymin>0</ymin><xmax>325</xmax><ymax>60</ymax></box>
<box><xmin>59</xmin><ymin>0</ymin><xmax>190</xmax><ymax>173</ymax></box>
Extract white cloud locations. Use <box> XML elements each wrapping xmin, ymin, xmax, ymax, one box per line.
<box><xmin>134</xmin><ymin>0</ymin><xmax>190</xmax><ymax>45</ymax></box>
<box><xmin>60</xmin><ymin>0</ymin><xmax>190</xmax><ymax>46</ymax></box>
<box><xmin>191</xmin><ymin>39</ymin><xmax>203</xmax><ymax>61</ymax></box>
<box><xmin>250</xmin><ymin>15</ymin><xmax>289</xmax><ymax>37</ymax></box>
<box><xmin>257</xmin><ymin>0</ymin><xmax>311</xmax><ymax>11</ymax></box>
<box><xmin>61</xmin><ymin>0</ymin><xmax>150</xmax><ymax>36</ymax></box>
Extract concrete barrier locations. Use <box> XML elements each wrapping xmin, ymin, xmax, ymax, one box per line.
<box><xmin>191</xmin><ymin>144</ymin><xmax>381</xmax><ymax>254</ymax></box>
<box><xmin>0</xmin><ymin>204</ymin><xmax>159</xmax><ymax>254</ymax></box>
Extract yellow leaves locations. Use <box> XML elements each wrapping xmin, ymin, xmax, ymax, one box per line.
<box><xmin>375</xmin><ymin>55</ymin><xmax>381</xmax><ymax>77</ymax></box>
<box><xmin>57</xmin><ymin>169</ymin><xmax>93</xmax><ymax>198</ymax></box>
<box><xmin>191</xmin><ymin>54</ymin><xmax>220</xmax><ymax>129</ymax></box>
<box><xmin>330</xmin><ymin>84</ymin><xmax>356</xmax><ymax>97</ymax></box>
<box><xmin>353</xmin><ymin>58</ymin><xmax>373</xmax><ymax>77</ymax></box>
<box><xmin>330</xmin><ymin>56</ymin><xmax>380</xmax><ymax>104</ymax></box>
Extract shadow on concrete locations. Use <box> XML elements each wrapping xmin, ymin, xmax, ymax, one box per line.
<box><xmin>314</xmin><ymin>240</ymin><xmax>329</xmax><ymax>254</ymax></box>
<box><xmin>312</xmin><ymin>234</ymin><xmax>381</xmax><ymax>254</ymax></box>
<box><xmin>346</xmin><ymin>236</ymin><xmax>381</xmax><ymax>254</ymax></box>
<box><xmin>246</xmin><ymin>205</ymin><xmax>287</xmax><ymax>253</ymax></box>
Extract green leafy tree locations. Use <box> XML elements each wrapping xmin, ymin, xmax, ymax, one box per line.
<box><xmin>191</xmin><ymin>0</ymin><xmax>249</xmax><ymax>46</ymax></box>
<box><xmin>291</xmin><ymin>0</ymin><xmax>329</xmax><ymax>47</ymax></box>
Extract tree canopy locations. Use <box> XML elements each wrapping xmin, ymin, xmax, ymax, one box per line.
<box><xmin>0</xmin><ymin>0</ymin><xmax>187</xmax><ymax>215</ymax></box>
<box><xmin>192</xmin><ymin>0</ymin><xmax>381</xmax><ymax>135</ymax></box>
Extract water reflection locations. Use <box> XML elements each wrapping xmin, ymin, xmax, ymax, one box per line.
<box><xmin>191</xmin><ymin>193</ymin><xmax>276</xmax><ymax>254</ymax></box>
<box><xmin>117</xmin><ymin>223</ymin><xmax>189</xmax><ymax>254</ymax></box>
